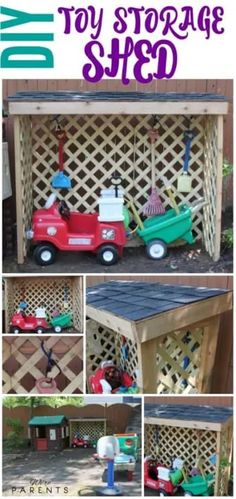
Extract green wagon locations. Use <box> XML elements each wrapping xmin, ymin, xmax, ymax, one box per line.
<box><xmin>50</xmin><ymin>313</ymin><xmax>72</xmax><ymax>333</ymax></box>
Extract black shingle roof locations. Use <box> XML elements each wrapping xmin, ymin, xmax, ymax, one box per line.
<box><xmin>145</xmin><ymin>404</ymin><xmax>233</xmax><ymax>423</ymax></box>
<box><xmin>86</xmin><ymin>281</ymin><xmax>230</xmax><ymax>321</ymax></box>
<box><xmin>7</xmin><ymin>91</ymin><xmax>228</xmax><ymax>102</ymax></box>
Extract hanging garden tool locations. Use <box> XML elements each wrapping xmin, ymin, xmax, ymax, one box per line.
<box><xmin>35</xmin><ymin>340</ymin><xmax>62</xmax><ymax>393</ymax></box>
<box><xmin>143</xmin><ymin>116</ymin><xmax>165</xmax><ymax>217</ymax></box>
<box><xmin>177</xmin><ymin>125</ymin><xmax>196</xmax><ymax>193</ymax></box>
<box><xmin>51</xmin><ymin>118</ymin><xmax>71</xmax><ymax>189</ymax></box>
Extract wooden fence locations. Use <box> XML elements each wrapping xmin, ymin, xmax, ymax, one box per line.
<box><xmin>86</xmin><ymin>275</ymin><xmax>233</xmax><ymax>394</ymax></box>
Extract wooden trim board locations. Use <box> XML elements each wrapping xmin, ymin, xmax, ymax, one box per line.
<box><xmin>144</xmin><ymin>417</ymin><xmax>224</xmax><ymax>432</ymax></box>
<box><xmin>134</xmin><ymin>292</ymin><xmax>232</xmax><ymax>343</ymax></box>
<box><xmin>8</xmin><ymin>101</ymin><xmax>229</xmax><ymax>116</ymax></box>
<box><xmin>86</xmin><ymin>304</ymin><xmax>137</xmax><ymax>341</ymax></box>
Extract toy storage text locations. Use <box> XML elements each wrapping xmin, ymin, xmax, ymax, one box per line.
<box><xmin>58</xmin><ymin>5</ymin><xmax>224</xmax><ymax>84</ymax></box>
<box><xmin>0</xmin><ymin>6</ymin><xmax>54</xmax><ymax>69</ymax></box>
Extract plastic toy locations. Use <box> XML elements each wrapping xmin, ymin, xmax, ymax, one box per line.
<box><xmin>144</xmin><ymin>457</ymin><xmax>184</xmax><ymax>496</ymax></box>
<box><xmin>89</xmin><ymin>361</ymin><xmax>136</xmax><ymax>394</ymax></box>
<box><xmin>114</xmin><ymin>433</ymin><xmax>139</xmax><ymax>459</ymax></box>
<box><xmin>51</xmin><ymin>121</ymin><xmax>71</xmax><ymax>190</ymax></box>
<box><xmin>27</xmin><ymin>192</ymin><xmax>126</xmax><ymax>266</ymax></box>
<box><xmin>71</xmin><ymin>433</ymin><xmax>96</xmax><ymax>449</ymax></box>
<box><xmin>181</xmin><ymin>473</ymin><xmax>214</xmax><ymax>496</ymax></box>
<box><xmin>9</xmin><ymin>303</ymin><xmax>72</xmax><ymax>334</ymax></box>
<box><xmin>95</xmin><ymin>436</ymin><xmax>123</xmax><ymax>496</ymax></box>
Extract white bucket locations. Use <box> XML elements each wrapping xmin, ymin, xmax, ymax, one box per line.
<box><xmin>98</xmin><ymin>197</ymin><xmax>124</xmax><ymax>222</ymax></box>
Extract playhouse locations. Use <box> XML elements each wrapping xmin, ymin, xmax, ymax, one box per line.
<box><xmin>28</xmin><ymin>415</ymin><xmax>69</xmax><ymax>451</ymax></box>
<box><xmin>86</xmin><ymin>280</ymin><xmax>232</xmax><ymax>394</ymax></box>
<box><xmin>7</xmin><ymin>91</ymin><xmax>228</xmax><ymax>265</ymax></box>
<box><xmin>144</xmin><ymin>404</ymin><xmax>233</xmax><ymax>496</ymax></box>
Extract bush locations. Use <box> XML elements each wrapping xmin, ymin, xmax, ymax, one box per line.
<box><xmin>223</xmin><ymin>160</ymin><xmax>233</xmax><ymax>177</ymax></box>
<box><xmin>222</xmin><ymin>228</ymin><xmax>233</xmax><ymax>248</ymax></box>
<box><xmin>3</xmin><ymin>417</ymin><xmax>28</xmax><ymax>452</ymax></box>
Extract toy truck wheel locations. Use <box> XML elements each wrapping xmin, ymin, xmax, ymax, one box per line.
<box><xmin>10</xmin><ymin>326</ymin><xmax>21</xmax><ymax>334</ymax></box>
<box><xmin>146</xmin><ymin>240</ymin><xmax>167</xmax><ymax>260</ymax></box>
<box><xmin>35</xmin><ymin>327</ymin><xmax>46</xmax><ymax>334</ymax></box>
<box><xmin>97</xmin><ymin>245</ymin><xmax>119</xmax><ymax>265</ymax></box>
<box><xmin>184</xmin><ymin>493</ymin><xmax>193</xmax><ymax>497</ymax></box>
<box><xmin>158</xmin><ymin>490</ymin><xmax>168</xmax><ymax>496</ymax></box>
<box><xmin>53</xmin><ymin>326</ymin><xmax>62</xmax><ymax>333</ymax></box>
<box><xmin>33</xmin><ymin>244</ymin><xmax>56</xmax><ymax>266</ymax></box>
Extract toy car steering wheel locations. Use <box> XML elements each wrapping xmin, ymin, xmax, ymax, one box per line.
<box><xmin>59</xmin><ymin>200</ymin><xmax>70</xmax><ymax>219</ymax></box>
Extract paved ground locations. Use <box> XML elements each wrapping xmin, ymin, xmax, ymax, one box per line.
<box><xmin>3</xmin><ymin>243</ymin><xmax>233</xmax><ymax>274</ymax></box>
<box><xmin>3</xmin><ymin>448</ymin><xmax>141</xmax><ymax>496</ymax></box>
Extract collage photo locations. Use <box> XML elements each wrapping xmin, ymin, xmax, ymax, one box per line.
<box><xmin>1</xmin><ymin>77</ymin><xmax>233</xmax><ymax>498</ymax></box>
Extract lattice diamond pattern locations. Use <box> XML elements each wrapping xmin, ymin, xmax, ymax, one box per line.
<box><xmin>5</xmin><ymin>277</ymin><xmax>83</xmax><ymax>332</ymax></box>
<box><xmin>3</xmin><ymin>337</ymin><xmax>83</xmax><ymax>394</ymax></box>
<box><xmin>31</xmin><ymin>114</ymin><xmax>207</xmax><ymax>240</ymax></box>
<box><xmin>145</xmin><ymin>424</ymin><xmax>217</xmax><ymax>474</ymax></box>
<box><xmin>156</xmin><ymin>327</ymin><xmax>204</xmax><ymax>394</ymax></box>
<box><xmin>70</xmin><ymin>421</ymin><xmax>105</xmax><ymax>441</ymax></box>
<box><xmin>86</xmin><ymin>320</ymin><xmax>138</xmax><ymax>385</ymax></box>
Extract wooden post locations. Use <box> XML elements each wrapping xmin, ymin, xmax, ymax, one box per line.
<box><xmin>214</xmin><ymin>431</ymin><xmax>222</xmax><ymax>496</ymax></box>
<box><xmin>138</xmin><ymin>338</ymin><xmax>158</xmax><ymax>393</ymax></box>
<box><xmin>214</xmin><ymin>115</ymin><xmax>224</xmax><ymax>261</ymax></box>
<box><xmin>196</xmin><ymin>316</ymin><xmax>221</xmax><ymax>393</ymax></box>
<box><xmin>14</xmin><ymin>116</ymin><xmax>25</xmax><ymax>264</ymax></box>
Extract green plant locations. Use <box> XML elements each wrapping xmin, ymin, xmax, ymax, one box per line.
<box><xmin>3</xmin><ymin>417</ymin><xmax>27</xmax><ymax>452</ymax></box>
<box><xmin>222</xmin><ymin>227</ymin><xmax>233</xmax><ymax>248</ymax></box>
<box><xmin>223</xmin><ymin>159</ymin><xmax>233</xmax><ymax>177</ymax></box>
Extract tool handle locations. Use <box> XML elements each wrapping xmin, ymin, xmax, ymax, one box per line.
<box><xmin>183</xmin><ymin>130</ymin><xmax>195</xmax><ymax>173</ymax></box>
<box><xmin>55</xmin><ymin>129</ymin><xmax>66</xmax><ymax>172</ymax></box>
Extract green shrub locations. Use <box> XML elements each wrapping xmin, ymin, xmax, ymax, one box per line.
<box><xmin>222</xmin><ymin>228</ymin><xmax>233</xmax><ymax>248</ymax></box>
<box><xmin>223</xmin><ymin>160</ymin><xmax>233</xmax><ymax>177</ymax></box>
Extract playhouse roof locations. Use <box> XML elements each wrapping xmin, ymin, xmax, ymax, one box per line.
<box><xmin>144</xmin><ymin>404</ymin><xmax>233</xmax><ymax>431</ymax></box>
<box><xmin>7</xmin><ymin>91</ymin><xmax>228</xmax><ymax>115</ymax></box>
<box><xmin>28</xmin><ymin>415</ymin><xmax>67</xmax><ymax>426</ymax></box>
<box><xmin>87</xmin><ymin>281</ymin><xmax>230</xmax><ymax>321</ymax></box>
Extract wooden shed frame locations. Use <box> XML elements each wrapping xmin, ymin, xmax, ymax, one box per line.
<box><xmin>144</xmin><ymin>406</ymin><xmax>233</xmax><ymax>496</ymax></box>
<box><xmin>3</xmin><ymin>336</ymin><xmax>83</xmax><ymax>394</ymax></box>
<box><xmin>4</xmin><ymin>276</ymin><xmax>83</xmax><ymax>333</ymax></box>
<box><xmin>86</xmin><ymin>286</ymin><xmax>232</xmax><ymax>394</ymax></box>
<box><xmin>7</xmin><ymin>91</ymin><xmax>229</xmax><ymax>264</ymax></box>
<box><xmin>69</xmin><ymin>418</ymin><xmax>107</xmax><ymax>446</ymax></box>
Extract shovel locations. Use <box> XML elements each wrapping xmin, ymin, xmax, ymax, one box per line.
<box><xmin>177</xmin><ymin>129</ymin><xmax>196</xmax><ymax>193</ymax></box>
<box><xmin>51</xmin><ymin>127</ymin><xmax>71</xmax><ymax>189</ymax></box>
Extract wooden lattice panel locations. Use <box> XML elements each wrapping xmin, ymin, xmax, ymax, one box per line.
<box><xmin>4</xmin><ymin>277</ymin><xmax>83</xmax><ymax>332</ymax></box>
<box><xmin>3</xmin><ymin>336</ymin><xmax>83</xmax><ymax>394</ymax></box>
<box><xmin>70</xmin><ymin>420</ymin><xmax>105</xmax><ymax>441</ymax></box>
<box><xmin>203</xmin><ymin>116</ymin><xmax>218</xmax><ymax>258</ymax></box>
<box><xmin>145</xmin><ymin>423</ymin><xmax>217</xmax><ymax>475</ymax></box>
<box><xmin>16</xmin><ymin>116</ymin><xmax>33</xmax><ymax>259</ymax></box>
<box><xmin>156</xmin><ymin>327</ymin><xmax>204</xmax><ymax>394</ymax></box>
<box><xmin>31</xmin><ymin>114</ymin><xmax>207</xmax><ymax>239</ymax></box>
<box><xmin>86</xmin><ymin>320</ymin><xmax>138</xmax><ymax>386</ymax></box>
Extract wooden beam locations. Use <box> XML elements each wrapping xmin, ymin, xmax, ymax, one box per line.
<box><xmin>134</xmin><ymin>292</ymin><xmax>232</xmax><ymax>343</ymax></box>
<box><xmin>144</xmin><ymin>417</ymin><xmax>223</xmax><ymax>432</ymax></box>
<box><xmin>8</xmin><ymin>101</ymin><xmax>229</xmax><ymax>116</ymax></box>
<box><xmin>137</xmin><ymin>339</ymin><xmax>158</xmax><ymax>393</ymax></box>
<box><xmin>86</xmin><ymin>304</ymin><xmax>137</xmax><ymax>341</ymax></box>
<box><xmin>214</xmin><ymin>431</ymin><xmax>222</xmax><ymax>496</ymax></box>
<box><xmin>214</xmin><ymin>115</ymin><xmax>224</xmax><ymax>261</ymax></box>
<box><xmin>14</xmin><ymin>116</ymin><xmax>24</xmax><ymax>264</ymax></box>
<box><xmin>196</xmin><ymin>316</ymin><xmax>221</xmax><ymax>393</ymax></box>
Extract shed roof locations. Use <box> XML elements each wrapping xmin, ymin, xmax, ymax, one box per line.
<box><xmin>28</xmin><ymin>415</ymin><xmax>67</xmax><ymax>426</ymax></box>
<box><xmin>87</xmin><ymin>281</ymin><xmax>230</xmax><ymax>321</ymax></box>
<box><xmin>7</xmin><ymin>91</ymin><xmax>228</xmax><ymax>116</ymax></box>
<box><xmin>145</xmin><ymin>404</ymin><xmax>233</xmax><ymax>424</ymax></box>
<box><xmin>7</xmin><ymin>91</ymin><xmax>228</xmax><ymax>102</ymax></box>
